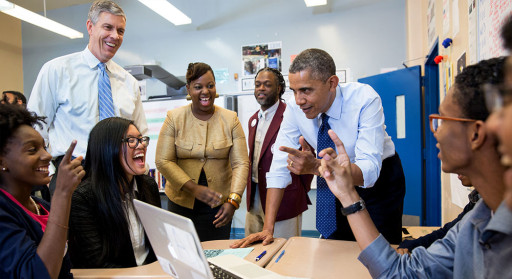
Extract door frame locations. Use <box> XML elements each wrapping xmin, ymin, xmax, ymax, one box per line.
<box><xmin>423</xmin><ymin>39</ymin><xmax>441</xmax><ymax>226</ymax></box>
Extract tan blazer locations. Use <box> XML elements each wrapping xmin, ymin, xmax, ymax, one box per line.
<box><xmin>155</xmin><ymin>104</ymin><xmax>249</xmax><ymax>209</ymax></box>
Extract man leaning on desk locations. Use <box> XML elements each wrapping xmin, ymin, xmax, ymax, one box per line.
<box><xmin>232</xmin><ymin>48</ymin><xmax>405</xmax><ymax>248</ymax></box>
<box><xmin>27</xmin><ymin>0</ymin><xmax>148</xmax><ymax>196</ymax></box>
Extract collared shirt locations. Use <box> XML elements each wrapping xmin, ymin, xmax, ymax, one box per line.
<box><xmin>252</xmin><ymin>101</ymin><xmax>279</xmax><ymax>183</ymax></box>
<box><xmin>28</xmin><ymin>46</ymin><xmax>148</xmax><ymax>158</ymax></box>
<box><xmin>123</xmin><ymin>181</ymin><xmax>149</xmax><ymax>266</ymax></box>
<box><xmin>359</xmin><ymin>200</ymin><xmax>512</xmax><ymax>278</ymax></box>
<box><xmin>266</xmin><ymin>83</ymin><xmax>395</xmax><ymax>188</ymax></box>
<box><xmin>481</xmin><ymin>202</ymin><xmax>512</xmax><ymax>278</ymax></box>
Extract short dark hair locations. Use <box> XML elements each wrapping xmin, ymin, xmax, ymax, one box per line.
<box><xmin>502</xmin><ymin>15</ymin><xmax>512</xmax><ymax>50</ymax></box>
<box><xmin>453</xmin><ymin>57</ymin><xmax>506</xmax><ymax>120</ymax></box>
<box><xmin>0</xmin><ymin>104</ymin><xmax>45</xmax><ymax>155</ymax></box>
<box><xmin>88</xmin><ymin>0</ymin><xmax>125</xmax><ymax>24</ymax></box>
<box><xmin>3</xmin><ymin>90</ymin><xmax>27</xmax><ymax>105</ymax></box>
<box><xmin>186</xmin><ymin>62</ymin><xmax>215</xmax><ymax>85</ymax></box>
<box><xmin>255</xmin><ymin>67</ymin><xmax>286</xmax><ymax>98</ymax></box>
<box><xmin>289</xmin><ymin>48</ymin><xmax>336</xmax><ymax>81</ymax></box>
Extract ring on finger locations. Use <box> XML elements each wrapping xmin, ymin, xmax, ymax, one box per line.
<box><xmin>289</xmin><ymin>161</ymin><xmax>293</xmax><ymax>167</ymax></box>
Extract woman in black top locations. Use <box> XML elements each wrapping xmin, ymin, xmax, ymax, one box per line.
<box><xmin>68</xmin><ymin>117</ymin><xmax>161</xmax><ymax>268</ymax></box>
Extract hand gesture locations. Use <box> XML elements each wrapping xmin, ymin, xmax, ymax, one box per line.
<box><xmin>317</xmin><ymin>130</ymin><xmax>354</xmax><ymax>200</ymax></box>
<box><xmin>56</xmin><ymin>140</ymin><xmax>85</xmax><ymax>195</ymax></box>
<box><xmin>280</xmin><ymin>136</ymin><xmax>318</xmax><ymax>175</ymax></box>
<box><xmin>194</xmin><ymin>186</ymin><xmax>223</xmax><ymax>208</ymax></box>
<box><xmin>213</xmin><ymin>202</ymin><xmax>235</xmax><ymax>228</ymax></box>
<box><xmin>230</xmin><ymin>229</ymin><xmax>274</xmax><ymax>248</ymax></box>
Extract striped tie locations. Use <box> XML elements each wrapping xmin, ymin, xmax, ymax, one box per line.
<box><xmin>316</xmin><ymin>113</ymin><xmax>337</xmax><ymax>238</ymax></box>
<box><xmin>98</xmin><ymin>62</ymin><xmax>115</xmax><ymax>120</ymax></box>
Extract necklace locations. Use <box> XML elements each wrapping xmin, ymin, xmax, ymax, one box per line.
<box><xmin>29</xmin><ymin>197</ymin><xmax>40</xmax><ymax>216</ymax></box>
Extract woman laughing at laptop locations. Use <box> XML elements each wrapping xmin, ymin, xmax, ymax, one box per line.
<box><xmin>68</xmin><ymin>117</ymin><xmax>161</xmax><ymax>268</ymax></box>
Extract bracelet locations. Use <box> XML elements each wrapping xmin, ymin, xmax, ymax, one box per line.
<box><xmin>228</xmin><ymin>192</ymin><xmax>242</xmax><ymax>205</ymax></box>
<box><xmin>48</xmin><ymin>219</ymin><xmax>69</xmax><ymax>230</ymax></box>
<box><xmin>226</xmin><ymin>198</ymin><xmax>240</xmax><ymax>209</ymax></box>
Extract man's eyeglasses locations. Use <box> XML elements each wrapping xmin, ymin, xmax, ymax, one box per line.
<box><xmin>122</xmin><ymin>136</ymin><xmax>150</xmax><ymax>148</ymax></box>
<box><xmin>483</xmin><ymin>83</ymin><xmax>512</xmax><ymax>113</ymax></box>
<box><xmin>429</xmin><ymin>114</ymin><xmax>476</xmax><ymax>133</ymax></box>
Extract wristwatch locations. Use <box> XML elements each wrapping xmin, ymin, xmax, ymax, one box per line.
<box><xmin>340</xmin><ymin>198</ymin><xmax>366</xmax><ymax>216</ymax></box>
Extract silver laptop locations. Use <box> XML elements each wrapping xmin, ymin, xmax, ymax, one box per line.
<box><xmin>133</xmin><ymin>199</ymin><xmax>289</xmax><ymax>279</ymax></box>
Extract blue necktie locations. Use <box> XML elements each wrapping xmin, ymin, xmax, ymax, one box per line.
<box><xmin>316</xmin><ymin>113</ymin><xmax>337</xmax><ymax>238</ymax></box>
<box><xmin>98</xmin><ymin>62</ymin><xmax>115</xmax><ymax>120</ymax></box>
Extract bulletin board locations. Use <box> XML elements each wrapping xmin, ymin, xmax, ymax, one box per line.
<box><xmin>477</xmin><ymin>0</ymin><xmax>512</xmax><ymax>60</ymax></box>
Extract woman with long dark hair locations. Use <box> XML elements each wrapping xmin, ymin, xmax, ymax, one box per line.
<box><xmin>0</xmin><ymin>104</ymin><xmax>84</xmax><ymax>278</ymax></box>
<box><xmin>68</xmin><ymin>117</ymin><xmax>161</xmax><ymax>268</ymax></box>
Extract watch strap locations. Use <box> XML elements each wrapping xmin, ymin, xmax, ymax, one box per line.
<box><xmin>340</xmin><ymin>198</ymin><xmax>366</xmax><ymax>216</ymax></box>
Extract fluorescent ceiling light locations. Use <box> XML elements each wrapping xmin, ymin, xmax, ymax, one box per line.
<box><xmin>0</xmin><ymin>0</ymin><xmax>83</xmax><ymax>39</ymax></box>
<box><xmin>304</xmin><ymin>0</ymin><xmax>327</xmax><ymax>7</ymax></box>
<box><xmin>138</xmin><ymin>0</ymin><xmax>191</xmax><ymax>26</ymax></box>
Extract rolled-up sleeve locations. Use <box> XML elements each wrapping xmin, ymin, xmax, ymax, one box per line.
<box><xmin>266</xmin><ymin>102</ymin><xmax>302</xmax><ymax>189</ymax></box>
<box><xmin>353</xmin><ymin>92</ymin><xmax>385</xmax><ymax>188</ymax></box>
<box><xmin>27</xmin><ymin>62</ymin><xmax>57</xmax><ymax>147</ymax></box>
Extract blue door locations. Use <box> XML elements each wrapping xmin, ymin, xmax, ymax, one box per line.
<box><xmin>359</xmin><ymin>66</ymin><xmax>423</xmax><ymax>222</ymax></box>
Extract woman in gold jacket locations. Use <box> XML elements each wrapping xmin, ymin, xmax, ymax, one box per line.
<box><xmin>156</xmin><ymin>62</ymin><xmax>249</xmax><ymax>241</ymax></box>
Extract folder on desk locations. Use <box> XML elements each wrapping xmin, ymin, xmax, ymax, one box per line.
<box><xmin>133</xmin><ymin>199</ymin><xmax>290</xmax><ymax>279</ymax></box>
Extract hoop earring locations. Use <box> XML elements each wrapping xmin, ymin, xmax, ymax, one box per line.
<box><xmin>186</xmin><ymin>94</ymin><xmax>191</xmax><ymax>100</ymax></box>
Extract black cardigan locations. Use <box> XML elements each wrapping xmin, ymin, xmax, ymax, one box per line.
<box><xmin>68</xmin><ymin>175</ymin><xmax>161</xmax><ymax>268</ymax></box>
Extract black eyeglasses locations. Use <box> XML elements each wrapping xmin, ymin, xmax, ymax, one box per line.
<box><xmin>122</xmin><ymin>136</ymin><xmax>150</xmax><ymax>148</ymax></box>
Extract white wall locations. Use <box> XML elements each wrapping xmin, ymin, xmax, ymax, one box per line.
<box><xmin>21</xmin><ymin>0</ymin><xmax>406</xmax><ymax>233</ymax></box>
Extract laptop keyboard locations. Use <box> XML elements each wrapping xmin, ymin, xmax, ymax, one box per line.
<box><xmin>209</xmin><ymin>262</ymin><xmax>243</xmax><ymax>279</ymax></box>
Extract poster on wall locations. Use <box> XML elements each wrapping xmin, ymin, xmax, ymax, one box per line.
<box><xmin>477</xmin><ymin>0</ymin><xmax>512</xmax><ymax>61</ymax></box>
<box><xmin>242</xmin><ymin>41</ymin><xmax>282</xmax><ymax>76</ymax></box>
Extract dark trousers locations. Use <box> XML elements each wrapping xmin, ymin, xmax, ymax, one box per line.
<box><xmin>167</xmin><ymin>169</ymin><xmax>231</xmax><ymax>241</ymax></box>
<box><xmin>168</xmin><ymin>200</ymin><xmax>232</xmax><ymax>241</ymax></box>
<box><xmin>328</xmin><ymin>153</ymin><xmax>406</xmax><ymax>244</ymax></box>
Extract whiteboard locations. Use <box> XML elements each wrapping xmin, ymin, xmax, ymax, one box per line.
<box><xmin>142</xmin><ymin>97</ymin><xmax>225</xmax><ymax>170</ymax></box>
<box><xmin>477</xmin><ymin>0</ymin><xmax>512</xmax><ymax>60</ymax></box>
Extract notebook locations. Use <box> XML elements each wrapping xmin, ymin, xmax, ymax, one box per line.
<box><xmin>133</xmin><ymin>199</ymin><xmax>290</xmax><ymax>279</ymax></box>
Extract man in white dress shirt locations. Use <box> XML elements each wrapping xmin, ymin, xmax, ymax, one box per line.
<box><xmin>233</xmin><ymin>48</ymin><xmax>405</xmax><ymax>248</ymax></box>
<box><xmin>27</xmin><ymin>0</ymin><xmax>147</xmax><ymax>194</ymax></box>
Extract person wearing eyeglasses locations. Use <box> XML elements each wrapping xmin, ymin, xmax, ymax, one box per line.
<box><xmin>318</xmin><ymin>57</ymin><xmax>509</xmax><ymax>278</ymax></box>
<box><xmin>478</xmin><ymin>15</ymin><xmax>512</xmax><ymax>279</ymax></box>
<box><xmin>67</xmin><ymin>117</ymin><xmax>160</xmax><ymax>268</ymax></box>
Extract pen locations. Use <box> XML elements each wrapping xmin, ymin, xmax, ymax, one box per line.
<box><xmin>275</xmin><ymin>250</ymin><xmax>285</xmax><ymax>263</ymax></box>
<box><xmin>255</xmin><ymin>250</ymin><xmax>267</xmax><ymax>261</ymax></box>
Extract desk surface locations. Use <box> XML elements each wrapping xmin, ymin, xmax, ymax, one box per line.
<box><xmin>266</xmin><ymin>237</ymin><xmax>370</xmax><ymax>279</ymax></box>
<box><xmin>72</xmin><ymin>238</ymin><xmax>286</xmax><ymax>279</ymax></box>
<box><xmin>403</xmin><ymin>226</ymin><xmax>441</xmax><ymax>240</ymax></box>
